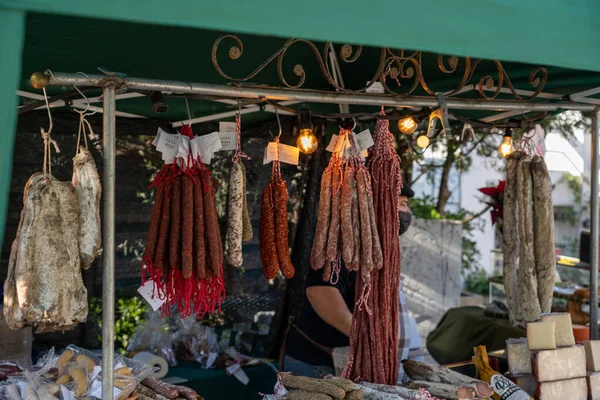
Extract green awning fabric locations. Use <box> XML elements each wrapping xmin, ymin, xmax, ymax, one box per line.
<box><xmin>3</xmin><ymin>0</ymin><xmax>600</xmax><ymax>72</ymax></box>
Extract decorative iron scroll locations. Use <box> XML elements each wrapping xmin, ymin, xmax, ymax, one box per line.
<box><xmin>212</xmin><ymin>35</ymin><xmax>548</xmax><ymax>101</ymax></box>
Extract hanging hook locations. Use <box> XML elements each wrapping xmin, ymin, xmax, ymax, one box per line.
<box><xmin>73</xmin><ymin>85</ymin><xmax>97</xmax><ymax>116</ymax></box>
<box><xmin>274</xmin><ymin>105</ymin><xmax>282</xmax><ymax>139</ymax></box>
<box><xmin>185</xmin><ymin>98</ymin><xmax>192</xmax><ymax>126</ymax></box>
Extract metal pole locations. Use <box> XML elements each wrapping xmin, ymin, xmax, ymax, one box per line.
<box><xmin>101</xmin><ymin>83</ymin><xmax>117</xmax><ymax>399</ymax></box>
<box><xmin>591</xmin><ymin>107</ymin><xmax>600</xmax><ymax>340</ymax></box>
<box><xmin>37</xmin><ymin>72</ymin><xmax>597</xmax><ymax>112</ymax></box>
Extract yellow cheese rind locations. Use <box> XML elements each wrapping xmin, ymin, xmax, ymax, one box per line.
<box><xmin>527</xmin><ymin>321</ymin><xmax>556</xmax><ymax>350</ymax></box>
<box><xmin>584</xmin><ymin>341</ymin><xmax>600</xmax><ymax>372</ymax></box>
<box><xmin>541</xmin><ymin>313</ymin><xmax>575</xmax><ymax>347</ymax></box>
<box><xmin>533</xmin><ymin>345</ymin><xmax>587</xmax><ymax>382</ymax></box>
<box><xmin>537</xmin><ymin>378</ymin><xmax>587</xmax><ymax>400</ymax></box>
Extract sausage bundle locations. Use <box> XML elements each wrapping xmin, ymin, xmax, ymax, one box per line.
<box><xmin>344</xmin><ymin>115</ymin><xmax>403</xmax><ymax>385</ymax></box>
<box><xmin>142</xmin><ymin>127</ymin><xmax>225</xmax><ymax>319</ymax></box>
<box><xmin>259</xmin><ymin>146</ymin><xmax>295</xmax><ymax>279</ymax></box>
<box><xmin>311</xmin><ymin>128</ymin><xmax>383</xmax><ymax>287</ymax></box>
<box><xmin>503</xmin><ymin>150</ymin><xmax>555</xmax><ymax>326</ymax></box>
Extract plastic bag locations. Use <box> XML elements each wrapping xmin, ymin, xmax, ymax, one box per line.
<box><xmin>173</xmin><ymin>317</ymin><xmax>220</xmax><ymax>362</ymax></box>
<box><xmin>127</xmin><ymin>310</ymin><xmax>177</xmax><ymax>367</ymax></box>
<box><xmin>113</xmin><ymin>355</ymin><xmax>156</xmax><ymax>386</ymax></box>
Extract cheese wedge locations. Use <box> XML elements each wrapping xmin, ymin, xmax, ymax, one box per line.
<box><xmin>541</xmin><ymin>313</ymin><xmax>575</xmax><ymax>347</ymax></box>
<box><xmin>588</xmin><ymin>372</ymin><xmax>600</xmax><ymax>400</ymax></box>
<box><xmin>533</xmin><ymin>345</ymin><xmax>587</xmax><ymax>382</ymax></box>
<box><xmin>527</xmin><ymin>321</ymin><xmax>556</xmax><ymax>350</ymax></box>
<box><xmin>537</xmin><ymin>378</ymin><xmax>587</xmax><ymax>400</ymax></box>
<box><xmin>584</xmin><ymin>341</ymin><xmax>600</xmax><ymax>372</ymax></box>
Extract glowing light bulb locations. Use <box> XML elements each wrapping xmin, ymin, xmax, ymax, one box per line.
<box><xmin>416</xmin><ymin>135</ymin><xmax>430</xmax><ymax>148</ymax></box>
<box><xmin>498</xmin><ymin>136</ymin><xmax>513</xmax><ymax>158</ymax></box>
<box><xmin>296</xmin><ymin>128</ymin><xmax>318</xmax><ymax>154</ymax></box>
<box><xmin>398</xmin><ymin>116</ymin><xmax>417</xmax><ymax>135</ymax></box>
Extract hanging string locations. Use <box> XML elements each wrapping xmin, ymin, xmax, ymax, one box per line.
<box><xmin>232</xmin><ymin>110</ymin><xmax>250</xmax><ymax>163</ymax></box>
<box><xmin>40</xmin><ymin>88</ymin><xmax>60</xmax><ymax>179</ymax></box>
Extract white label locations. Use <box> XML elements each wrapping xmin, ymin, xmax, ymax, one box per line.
<box><xmin>89</xmin><ymin>379</ymin><xmax>122</xmax><ymax>398</ymax></box>
<box><xmin>355</xmin><ymin>129</ymin><xmax>374</xmax><ymax>150</ymax></box>
<box><xmin>219</xmin><ymin>121</ymin><xmax>237</xmax><ymax>133</ymax></box>
<box><xmin>197</xmin><ymin>132</ymin><xmax>222</xmax><ymax>164</ymax></box>
<box><xmin>61</xmin><ymin>386</ymin><xmax>75</xmax><ymax>400</ymax></box>
<box><xmin>334</xmin><ymin>135</ymin><xmax>347</xmax><ymax>153</ymax></box>
<box><xmin>274</xmin><ymin>381</ymin><xmax>288</xmax><ymax>396</ymax></box>
<box><xmin>529</xmin><ymin>124</ymin><xmax>546</xmax><ymax>157</ymax></box>
<box><xmin>326</xmin><ymin>134</ymin><xmax>339</xmax><ymax>152</ymax></box>
<box><xmin>226</xmin><ymin>363</ymin><xmax>250</xmax><ymax>385</ymax></box>
<box><xmin>137</xmin><ymin>280</ymin><xmax>166</xmax><ymax>311</ymax></box>
<box><xmin>189</xmin><ymin>137</ymin><xmax>200</xmax><ymax>159</ymax></box>
<box><xmin>365</xmin><ymin>82</ymin><xmax>385</xmax><ymax>93</ymax></box>
<box><xmin>219</xmin><ymin>131</ymin><xmax>238</xmax><ymax>151</ymax></box>
<box><xmin>153</xmin><ymin>128</ymin><xmax>167</xmax><ymax>147</ymax></box>
<box><xmin>205</xmin><ymin>352</ymin><xmax>218</xmax><ymax>369</ymax></box>
<box><xmin>263</xmin><ymin>142</ymin><xmax>299</xmax><ymax>165</ymax></box>
<box><xmin>157</xmin><ymin>132</ymin><xmax>180</xmax><ymax>158</ymax></box>
<box><xmin>89</xmin><ymin>365</ymin><xmax>102</xmax><ymax>382</ymax></box>
<box><xmin>490</xmin><ymin>374</ymin><xmax>531</xmax><ymax>400</ymax></box>
<box><xmin>177</xmin><ymin>135</ymin><xmax>190</xmax><ymax>159</ymax></box>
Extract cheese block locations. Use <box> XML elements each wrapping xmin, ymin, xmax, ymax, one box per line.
<box><xmin>527</xmin><ymin>321</ymin><xmax>556</xmax><ymax>350</ymax></box>
<box><xmin>507</xmin><ymin>338</ymin><xmax>532</xmax><ymax>375</ymax></box>
<box><xmin>588</xmin><ymin>372</ymin><xmax>600</xmax><ymax>400</ymax></box>
<box><xmin>537</xmin><ymin>377</ymin><xmax>587</xmax><ymax>400</ymax></box>
<box><xmin>541</xmin><ymin>313</ymin><xmax>575</xmax><ymax>347</ymax></box>
<box><xmin>533</xmin><ymin>345</ymin><xmax>587</xmax><ymax>382</ymax></box>
<box><xmin>506</xmin><ymin>373</ymin><xmax>535</xmax><ymax>396</ymax></box>
<box><xmin>585</xmin><ymin>341</ymin><xmax>600</xmax><ymax>372</ymax></box>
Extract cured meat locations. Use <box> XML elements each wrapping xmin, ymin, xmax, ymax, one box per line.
<box><xmin>516</xmin><ymin>157</ymin><xmax>542</xmax><ymax>322</ymax></box>
<box><xmin>273</xmin><ymin>179</ymin><xmax>295</xmax><ymax>279</ymax></box>
<box><xmin>311</xmin><ymin>166</ymin><xmax>333</xmax><ymax>270</ymax></box>
<box><xmin>260</xmin><ymin>183</ymin><xmax>279</xmax><ymax>279</ymax></box>
<box><xmin>142</xmin><ymin>185</ymin><xmax>164</xmax><ymax>267</ymax></box>
<box><xmin>181</xmin><ymin>175</ymin><xmax>194</xmax><ymax>279</ymax></box>
<box><xmin>240</xmin><ymin>161</ymin><xmax>253</xmax><ymax>242</ymax></box>
<box><xmin>72</xmin><ymin>147</ymin><xmax>102</xmax><ymax>270</ymax></box>
<box><xmin>326</xmin><ymin>164</ymin><xmax>343</xmax><ymax>262</ymax></box>
<box><xmin>4</xmin><ymin>173</ymin><xmax>88</xmax><ymax>332</ymax></box>
<box><xmin>503</xmin><ymin>152</ymin><xmax>521</xmax><ymax>325</ymax></box>
<box><xmin>226</xmin><ymin>160</ymin><xmax>244</xmax><ymax>267</ymax></box>
<box><xmin>356</xmin><ymin>168</ymin><xmax>374</xmax><ymax>281</ymax></box>
<box><xmin>367</xmin><ymin>187</ymin><xmax>383</xmax><ymax>270</ymax></box>
<box><xmin>532</xmin><ymin>156</ymin><xmax>556</xmax><ymax>314</ymax></box>
<box><xmin>203</xmin><ymin>181</ymin><xmax>222</xmax><ymax>277</ymax></box>
<box><xmin>169</xmin><ymin>175</ymin><xmax>183</xmax><ymax>274</ymax></box>
<box><xmin>350</xmin><ymin>177</ymin><xmax>361</xmax><ymax>271</ymax></box>
<box><xmin>193</xmin><ymin>179</ymin><xmax>206</xmax><ymax>280</ymax></box>
<box><xmin>153</xmin><ymin>184</ymin><xmax>172</xmax><ymax>276</ymax></box>
<box><xmin>340</xmin><ymin>166</ymin><xmax>355</xmax><ymax>264</ymax></box>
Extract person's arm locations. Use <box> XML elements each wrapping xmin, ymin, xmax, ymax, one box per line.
<box><xmin>306</xmin><ymin>286</ymin><xmax>353</xmax><ymax>337</ymax></box>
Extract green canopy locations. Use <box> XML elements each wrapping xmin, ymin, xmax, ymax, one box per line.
<box><xmin>1</xmin><ymin>0</ymin><xmax>600</xmax><ymax>246</ymax></box>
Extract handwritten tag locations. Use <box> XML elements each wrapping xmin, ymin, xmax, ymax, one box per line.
<box><xmin>152</xmin><ymin>128</ymin><xmax>167</xmax><ymax>147</ymax></box>
<box><xmin>219</xmin><ymin>121</ymin><xmax>237</xmax><ymax>133</ymax></box>
<box><xmin>366</xmin><ymin>82</ymin><xmax>385</xmax><ymax>93</ymax></box>
<box><xmin>137</xmin><ymin>280</ymin><xmax>166</xmax><ymax>311</ymax></box>
<box><xmin>177</xmin><ymin>135</ymin><xmax>191</xmax><ymax>169</ymax></box>
<box><xmin>197</xmin><ymin>132</ymin><xmax>222</xmax><ymax>164</ymax></box>
<box><xmin>157</xmin><ymin>132</ymin><xmax>179</xmax><ymax>158</ymax></box>
<box><xmin>219</xmin><ymin>131</ymin><xmax>237</xmax><ymax>151</ymax></box>
<box><xmin>226</xmin><ymin>363</ymin><xmax>250</xmax><ymax>385</ymax></box>
<box><xmin>263</xmin><ymin>142</ymin><xmax>299</xmax><ymax>165</ymax></box>
<box><xmin>355</xmin><ymin>129</ymin><xmax>374</xmax><ymax>150</ymax></box>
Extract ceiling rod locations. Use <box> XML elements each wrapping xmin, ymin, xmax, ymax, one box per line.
<box><xmin>31</xmin><ymin>71</ymin><xmax>597</xmax><ymax>112</ymax></box>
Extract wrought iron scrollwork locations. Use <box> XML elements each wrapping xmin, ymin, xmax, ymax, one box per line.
<box><xmin>212</xmin><ymin>35</ymin><xmax>548</xmax><ymax>101</ymax></box>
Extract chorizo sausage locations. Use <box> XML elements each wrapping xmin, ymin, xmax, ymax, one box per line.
<box><xmin>273</xmin><ymin>179</ymin><xmax>295</xmax><ymax>279</ymax></box>
<box><xmin>181</xmin><ymin>174</ymin><xmax>194</xmax><ymax>279</ymax></box>
<box><xmin>142</xmin><ymin>185</ymin><xmax>164</xmax><ymax>264</ymax></box>
<box><xmin>310</xmin><ymin>166</ymin><xmax>333</xmax><ymax>270</ymax></box>
<box><xmin>260</xmin><ymin>183</ymin><xmax>279</xmax><ymax>279</ymax></box>
<box><xmin>154</xmin><ymin>184</ymin><xmax>172</xmax><ymax>275</ymax></box>
<box><xmin>341</xmin><ymin>166</ymin><xmax>355</xmax><ymax>264</ymax></box>
<box><xmin>367</xmin><ymin>183</ymin><xmax>383</xmax><ymax>270</ymax></box>
<box><xmin>193</xmin><ymin>177</ymin><xmax>206</xmax><ymax>280</ymax></box>
<box><xmin>356</xmin><ymin>167</ymin><xmax>374</xmax><ymax>279</ymax></box>
<box><xmin>326</xmin><ymin>164</ymin><xmax>342</xmax><ymax>262</ymax></box>
<box><xmin>203</xmin><ymin>182</ymin><xmax>222</xmax><ymax>277</ymax></box>
<box><xmin>169</xmin><ymin>175</ymin><xmax>183</xmax><ymax>273</ymax></box>
<box><xmin>350</xmin><ymin>173</ymin><xmax>361</xmax><ymax>271</ymax></box>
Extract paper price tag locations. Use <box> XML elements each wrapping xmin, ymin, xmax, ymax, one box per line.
<box><xmin>355</xmin><ymin>129</ymin><xmax>374</xmax><ymax>150</ymax></box>
<box><xmin>153</xmin><ymin>127</ymin><xmax>168</xmax><ymax>147</ymax></box>
<box><xmin>61</xmin><ymin>386</ymin><xmax>75</xmax><ymax>400</ymax></box>
<box><xmin>90</xmin><ymin>379</ymin><xmax>122</xmax><ymax>398</ymax></box>
<box><xmin>157</xmin><ymin>132</ymin><xmax>179</xmax><ymax>158</ymax></box>
<box><xmin>219</xmin><ymin>121</ymin><xmax>237</xmax><ymax>133</ymax></box>
<box><xmin>176</xmin><ymin>135</ymin><xmax>190</xmax><ymax>168</ymax></box>
<box><xmin>226</xmin><ymin>363</ymin><xmax>250</xmax><ymax>385</ymax></box>
<box><xmin>189</xmin><ymin>137</ymin><xmax>200</xmax><ymax>159</ymax></box>
<box><xmin>197</xmin><ymin>132</ymin><xmax>222</xmax><ymax>164</ymax></box>
<box><xmin>263</xmin><ymin>142</ymin><xmax>299</xmax><ymax>165</ymax></box>
<box><xmin>274</xmin><ymin>381</ymin><xmax>288</xmax><ymax>396</ymax></box>
<box><xmin>205</xmin><ymin>352</ymin><xmax>218</xmax><ymax>369</ymax></box>
<box><xmin>219</xmin><ymin>131</ymin><xmax>237</xmax><ymax>151</ymax></box>
<box><xmin>89</xmin><ymin>365</ymin><xmax>102</xmax><ymax>382</ymax></box>
<box><xmin>365</xmin><ymin>81</ymin><xmax>385</xmax><ymax>93</ymax></box>
<box><xmin>326</xmin><ymin>134</ymin><xmax>339</xmax><ymax>152</ymax></box>
<box><xmin>137</xmin><ymin>280</ymin><xmax>166</xmax><ymax>311</ymax></box>
<box><xmin>530</xmin><ymin>124</ymin><xmax>546</xmax><ymax>157</ymax></box>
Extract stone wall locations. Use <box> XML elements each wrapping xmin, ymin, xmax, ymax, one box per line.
<box><xmin>400</xmin><ymin>218</ymin><xmax>462</xmax><ymax>348</ymax></box>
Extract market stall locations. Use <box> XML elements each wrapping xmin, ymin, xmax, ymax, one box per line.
<box><xmin>1</xmin><ymin>2</ymin><xmax>600</xmax><ymax>400</ymax></box>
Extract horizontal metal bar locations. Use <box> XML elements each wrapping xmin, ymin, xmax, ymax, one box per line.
<box><xmin>571</xmin><ymin>86</ymin><xmax>600</xmax><ymax>99</ymax></box>
<box><xmin>40</xmin><ymin>72</ymin><xmax>597</xmax><ymax>112</ymax></box>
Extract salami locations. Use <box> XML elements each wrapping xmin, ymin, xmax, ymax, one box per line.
<box><xmin>273</xmin><ymin>179</ymin><xmax>295</xmax><ymax>279</ymax></box>
<box><xmin>203</xmin><ymin>179</ymin><xmax>223</xmax><ymax>277</ymax></box>
<box><xmin>350</xmin><ymin>176</ymin><xmax>361</xmax><ymax>271</ymax></box>
<box><xmin>141</xmin><ymin>377</ymin><xmax>179</xmax><ymax>399</ymax></box>
<box><xmin>356</xmin><ymin>167</ymin><xmax>374</xmax><ymax>280</ymax></box>
<box><xmin>310</xmin><ymin>166</ymin><xmax>333</xmax><ymax>270</ymax></box>
<box><xmin>367</xmin><ymin>187</ymin><xmax>383</xmax><ymax>270</ymax></box>
<box><xmin>503</xmin><ymin>152</ymin><xmax>521</xmax><ymax>325</ymax></box>
<box><xmin>341</xmin><ymin>166</ymin><xmax>355</xmax><ymax>264</ymax></box>
<box><xmin>226</xmin><ymin>160</ymin><xmax>244</xmax><ymax>267</ymax></box>
<box><xmin>532</xmin><ymin>156</ymin><xmax>556</xmax><ymax>314</ymax></box>
<box><xmin>181</xmin><ymin>175</ymin><xmax>194</xmax><ymax>279</ymax></box>
<box><xmin>326</xmin><ymin>164</ymin><xmax>343</xmax><ymax>263</ymax></box>
<box><xmin>193</xmin><ymin>178</ymin><xmax>206</xmax><ymax>280</ymax></box>
<box><xmin>260</xmin><ymin>183</ymin><xmax>279</xmax><ymax>279</ymax></box>
<box><xmin>169</xmin><ymin>175</ymin><xmax>183</xmax><ymax>273</ymax></box>
<box><xmin>240</xmin><ymin>161</ymin><xmax>253</xmax><ymax>242</ymax></box>
<box><xmin>154</xmin><ymin>184</ymin><xmax>172</xmax><ymax>276</ymax></box>
<box><xmin>142</xmin><ymin>186</ymin><xmax>164</xmax><ymax>266</ymax></box>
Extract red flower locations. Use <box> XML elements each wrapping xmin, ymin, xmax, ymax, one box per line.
<box><xmin>478</xmin><ymin>181</ymin><xmax>506</xmax><ymax>226</ymax></box>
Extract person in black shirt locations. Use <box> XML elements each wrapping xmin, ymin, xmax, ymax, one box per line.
<box><xmin>282</xmin><ymin>184</ymin><xmax>414</xmax><ymax>377</ymax></box>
